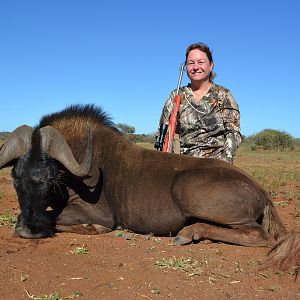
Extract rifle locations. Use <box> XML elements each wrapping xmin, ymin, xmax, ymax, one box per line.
<box><xmin>154</xmin><ymin>123</ymin><xmax>168</xmax><ymax>151</ymax></box>
<box><xmin>162</xmin><ymin>64</ymin><xmax>185</xmax><ymax>153</ymax></box>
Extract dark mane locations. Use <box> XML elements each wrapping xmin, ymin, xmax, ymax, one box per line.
<box><xmin>37</xmin><ymin>104</ymin><xmax>119</xmax><ymax>132</ymax></box>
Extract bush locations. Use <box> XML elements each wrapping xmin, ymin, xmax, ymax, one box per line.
<box><xmin>116</xmin><ymin>123</ymin><xmax>135</xmax><ymax>134</ymax></box>
<box><xmin>127</xmin><ymin>133</ymin><xmax>156</xmax><ymax>144</ymax></box>
<box><xmin>246</xmin><ymin>129</ymin><xmax>295</xmax><ymax>150</ymax></box>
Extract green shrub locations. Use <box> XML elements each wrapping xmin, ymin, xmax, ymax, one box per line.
<box><xmin>244</xmin><ymin>129</ymin><xmax>295</xmax><ymax>150</ymax></box>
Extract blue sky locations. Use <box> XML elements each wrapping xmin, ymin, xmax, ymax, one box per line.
<box><xmin>1</xmin><ymin>0</ymin><xmax>299</xmax><ymax>137</ymax></box>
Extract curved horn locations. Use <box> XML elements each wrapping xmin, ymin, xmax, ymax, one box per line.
<box><xmin>40</xmin><ymin>126</ymin><xmax>93</xmax><ymax>177</ymax></box>
<box><xmin>0</xmin><ymin>125</ymin><xmax>34</xmax><ymax>169</ymax></box>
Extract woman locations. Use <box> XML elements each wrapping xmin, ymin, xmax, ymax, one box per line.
<box><xmin>156</xmin><ymin>43</ymin><xmax>241</xmax><ymax>163</ymax></box>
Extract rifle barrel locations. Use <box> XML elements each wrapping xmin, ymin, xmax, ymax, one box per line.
<box><xmin>175</xmin><ymin>64</ymin><xmax>185</xmax><ymax>95</ymax></box>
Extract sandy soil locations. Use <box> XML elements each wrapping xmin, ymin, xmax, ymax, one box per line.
<box><xmin>0</xmin><ymin>172</ymin><xmax>300</xmax><ymax>300</ymax></box>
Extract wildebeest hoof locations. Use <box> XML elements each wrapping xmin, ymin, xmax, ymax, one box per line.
<box><xmin>15</xmin><ymin>225</ymin><xmax>53</xmax><ymax>239</ymax></box>
<box><xmin>174</xmin><ymin>236</ymin><xmax>192</xmax><ymax>245</ymax></box>
<box><xmin>193</xmin><ymin>233</ymin><xmax>200</xmax><ymax>240</ymax></box>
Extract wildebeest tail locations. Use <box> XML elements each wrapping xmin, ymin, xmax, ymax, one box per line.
<box><xmin>261</xmin><ymin>193</ymin><xmax>285</xmax><ymax>240</ymax></box>
<box><xmin>262</xmin><ymin>191</ymin><xmax>300</xmax><ymax>278</ymax></box>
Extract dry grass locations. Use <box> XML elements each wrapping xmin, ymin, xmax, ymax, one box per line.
<box><xmin>235</xmin><ymin>147</ymin><xmax>300</xmax><ymax>207</ymax></box>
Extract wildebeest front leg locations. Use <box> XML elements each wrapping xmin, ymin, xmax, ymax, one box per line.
<box><xmin>175</xmin><ymin>223</ymin><xmax>275</xmax><ymax>247</ymax></box>
<box><xmin>55</xmin><ymin>195</ymin><xmax>115</xmax><ymax>235</ymax></box>
<box><xmin>56</xmin><ymin>224</ymin><xmax>112</xmax><ymax>235</ymax></box>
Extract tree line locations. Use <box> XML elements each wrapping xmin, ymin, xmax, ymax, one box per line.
<box><xmin>116</xmin><ymin>123</ymin><xmax>299</xmax><ymax>151</ymax></box>
<box><xmin>1</xmin><ymin>125</ymin><xmax>299</xmax><ymax>150</ymax></box>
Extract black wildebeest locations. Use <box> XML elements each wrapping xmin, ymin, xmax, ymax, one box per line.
<box><xmin>0</xmin><ymin>104</ymin><xmax>299</xmax><ymax>273</ymax></box>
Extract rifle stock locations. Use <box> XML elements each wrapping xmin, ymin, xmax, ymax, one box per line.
<box><xmin>163</xmin><ymin>64</ymin><xmax>184</xmax><ymax>153</ymax></box>
<box><xmin>163</xmin><ymin>94</ymin><xmax>181</xmax><ymax>153</ymax></box>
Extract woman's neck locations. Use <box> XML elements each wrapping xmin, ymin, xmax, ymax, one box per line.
<box><xmin>189</xmin><ymin>80</ymin><xmax>212</xmax><ymax>101</ymax></box>
<box><xmin>190</xmin><ymin>80</ymin><xmax>211</xmax><ymax>92</ymax></box>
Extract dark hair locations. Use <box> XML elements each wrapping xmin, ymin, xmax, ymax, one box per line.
<box><xmin>185</xmin><ymin>43</ymin><xmax>216</xmax><ymax>82</ymax></box>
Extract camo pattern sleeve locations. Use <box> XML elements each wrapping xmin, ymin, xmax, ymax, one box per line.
<box><xmin>159</xmin><ymin>91</ymin><xmax>177</xmax><ymax>125</ymax></box>
<box><xmin>218</xmin><ymin>87</ymin><xmax>242</xmax><ymax>162</ymax></box>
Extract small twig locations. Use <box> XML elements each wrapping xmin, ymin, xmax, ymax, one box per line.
<box><xmin>208</xmin><ymin>276</ymin><xmax>217</xmax><ymax>284</ymax></box>
<box><xmin>211</xmin><ymin>271</ymin><xmax>231</xmax><ymax>278</ymax></box>
<box><xmin>137</xmin><ymin>293</ymin><xmax>152</xmax><ymax>300</ymax></box>
<box><xmin>24</xmin><ymin>289</ymin><xmax>38</xmax><ymax>299</ymax></box>
<box><xmin>230</xmin><ymin>280</ymin><xmax>241</xmax><ymax>284</ymax></box>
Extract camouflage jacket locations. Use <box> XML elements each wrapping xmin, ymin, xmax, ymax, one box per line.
<box><xmin>158</xmin><ymin>83</ymin><xmax>242</xmax><ymax>163</ymax></box>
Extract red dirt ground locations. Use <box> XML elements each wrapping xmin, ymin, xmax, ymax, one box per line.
<box><xmin>0</xmin><ymin>172</ymin><xmax>300</xmax><ymax>300</ymax></box>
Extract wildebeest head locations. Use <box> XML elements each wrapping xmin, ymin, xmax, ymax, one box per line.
<box><xmin>0</xmin><ymin>125</ymin><xmax>93</xmax><ymax>238</ymax></box>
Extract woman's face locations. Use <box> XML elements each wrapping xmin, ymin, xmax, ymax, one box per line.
<box><xmin>186</xmin><ymin>49</ymin><xmax>213</xmax><ymax>83</ymax></box>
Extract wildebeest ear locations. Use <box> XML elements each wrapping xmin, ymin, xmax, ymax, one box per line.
<box><xmin>0</xmin><ymin>125</ymin><xmax>33</xmax><ymax>169</ymax></box>
<box><xmin>39</xmin><ymin>125</ymin><xmax>93</xmax><ymax>178</ymax></box>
